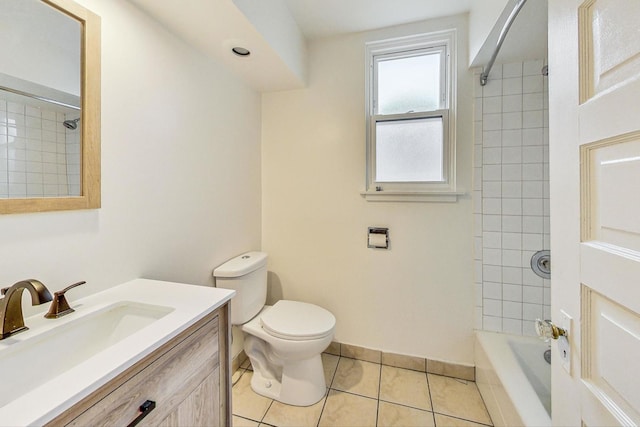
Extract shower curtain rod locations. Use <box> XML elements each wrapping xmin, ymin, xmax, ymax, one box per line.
<box><xmin>480</xmin><ymin>0</ymin><xmax>528</xmax><ymax>86</ymax></box>
<box><xmin>0</xmin><ymin>84</ymin><xmax>80</xmax><ymax>111</ymax></box>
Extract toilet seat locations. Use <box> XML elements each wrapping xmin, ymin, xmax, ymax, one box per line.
<box><xmin>261</xmin><ymin>300</ymin><xmax>335</xmax><ymax>341</ymax></box>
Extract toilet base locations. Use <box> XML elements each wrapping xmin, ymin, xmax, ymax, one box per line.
<box><xmin>249</xmin><ymin>353</ymin><xmax>326</xmax><ymax>406</ymax></box>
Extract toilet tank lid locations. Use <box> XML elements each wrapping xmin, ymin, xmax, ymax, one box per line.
<box><xmin>213</xmin><ymin>252</ymin><xmax>268</xmax><ymax>278</ymax></box>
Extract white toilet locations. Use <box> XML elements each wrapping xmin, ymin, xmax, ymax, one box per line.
<box><xmin>213</xmin><ymin>251</ymin><xmax>335</xmax><ymax>406</ymax></box>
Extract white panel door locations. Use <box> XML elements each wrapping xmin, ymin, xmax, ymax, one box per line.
<box><xmin>549</xmin><ymin>1</ymin><xmax>640</xmax><ymax>426</ymax></box>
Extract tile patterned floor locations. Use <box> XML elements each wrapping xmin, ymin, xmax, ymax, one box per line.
<box><xmin>232</xmin><ymin>353</ymin><xmax>493</xmax><ymax>427</ymax></box>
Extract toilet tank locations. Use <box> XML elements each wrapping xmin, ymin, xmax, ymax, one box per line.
<box><xmin>213</xmin><ymin>251</ymin><xmax>268</xmax><ymax>325</ymax></box>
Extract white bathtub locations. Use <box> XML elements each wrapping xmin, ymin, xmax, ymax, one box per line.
<box><xmin>475</xmin><ymin>331</ymin><xmax>551</xmax><ymax>427</ymax></box>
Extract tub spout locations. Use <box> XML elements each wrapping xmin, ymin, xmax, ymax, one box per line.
<box><xmin>0</xmin><ymin>279</ymin><xmax>53</xmax><ymax>339</ymax></box>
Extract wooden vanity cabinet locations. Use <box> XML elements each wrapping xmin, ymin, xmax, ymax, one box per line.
<box><xmin>46</xmin><ymin>303</ymin><xmax>231</xmax><ymax>427</ymax></box>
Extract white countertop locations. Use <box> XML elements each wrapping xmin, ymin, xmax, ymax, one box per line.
<box><xmin>0</xmin><ymin>279</ymin><xmax>234</xmax><ymax>426</ymax></box>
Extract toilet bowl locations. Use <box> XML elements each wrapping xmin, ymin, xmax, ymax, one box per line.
<box><xmin>213</xmin><ymin>252</ymin><xmax>335</xmax><ymax>406</ymax></box>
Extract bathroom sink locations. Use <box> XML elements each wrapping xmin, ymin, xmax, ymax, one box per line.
<box><xmin>0</xmin><ymin>301</ymin><xmax>173</xmax><ymax>408</ymax></box>
<box><xmin>0</xmin><ymin>278</ymin><xmax>235</xmax><ymax>426</ymax></box>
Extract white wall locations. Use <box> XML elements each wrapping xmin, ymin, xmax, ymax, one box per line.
<box><xmin>262</xmin><ymin>15</ymin><xmax>475</xmax><ymax>364</ymax></box>
<box><xmin>468</xmin><ymin>0</ymin><xmax>509</xmax><ymax>66</ymax></box>
<box><xmin>1</xmin><ymin>0</ymin><xmax>261</xmax><ymax>316</ymax></box>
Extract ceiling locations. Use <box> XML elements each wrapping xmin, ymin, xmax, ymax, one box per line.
<box><xmin>282</xmin><ymin>0</ymin><xmax>472</xmax><ymax>39</ymax></box>
<box><xmin>128</xmin><ymin>0</ymin><xmax>546</xmax><ymax>92</ymax></box>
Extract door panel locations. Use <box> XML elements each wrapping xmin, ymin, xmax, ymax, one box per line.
<box><xmin>551</xmin><ymin>0</ymin><xmax>640</xmax><ymax>426</ymax></box>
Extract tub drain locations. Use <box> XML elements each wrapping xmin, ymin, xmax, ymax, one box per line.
<box><xmin>531</xmin><ymin>250</ymin><xmax>551</xmax><ymax>279</ymax></box>
<box><xmin>544</xmin><ymin>349</ymin><xmax>551</xmax><ymax>364</ymax></box>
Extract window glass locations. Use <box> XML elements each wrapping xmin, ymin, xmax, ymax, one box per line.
<box><xmin>375</xmin><ymin>117</ymin><xmax>444</xmax><ymax>182</ymax></box>
<box><xmin>377</xmin><ymin>52</ymin><xmax>441</xmax><ymax>115</ymax></box>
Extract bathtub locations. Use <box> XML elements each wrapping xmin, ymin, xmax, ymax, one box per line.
<box><xmin>475</xmin><ymin>331</ymin><xmax>551</xmax><ymax>427</ymax></box>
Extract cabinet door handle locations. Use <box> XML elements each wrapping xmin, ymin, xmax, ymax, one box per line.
<box><xmin>127</xmin><ymin>399</ymin><xmax>156</xmax><ymax>427</ymax></box>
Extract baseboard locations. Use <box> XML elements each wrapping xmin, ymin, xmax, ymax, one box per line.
<box><xmin>232</xmin><ymin>341</ymin><xmax>474</xmax><ymax>382</ymax></box>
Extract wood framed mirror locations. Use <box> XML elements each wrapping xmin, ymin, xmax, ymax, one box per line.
<box><xmin>0</xmin><ymin>0</ymin><xmax>100</xmax><ymax>214</ymax></box>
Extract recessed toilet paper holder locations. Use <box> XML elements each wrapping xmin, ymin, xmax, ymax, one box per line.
<box><xmin>368</xmin><ymin>227</ymin><xmax>389</xmax><ymax>249</ymax></box>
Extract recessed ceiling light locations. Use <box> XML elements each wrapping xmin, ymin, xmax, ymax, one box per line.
<box><xmin>232</xmin><ymin>47</ymin><xmax>251</xmax><ymax>57</ymax></box>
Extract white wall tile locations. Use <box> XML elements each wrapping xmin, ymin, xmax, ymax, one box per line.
<box><xmin>503</xmin><ymin>301</ymin><xmax>523</xmax><ymax>319</ymax></box>
<box><xmin>502</xmin><ymin>182</ymin><xmax>522</xmax><ymax>198</ymax></box>
<box><xmin>483</xmin><ymin>79</ymin><xmax>502</xmax><ymax>97</ymax></box>
<box><xmin>503</xmin><ymin>62</ymin><xmax>523</xmax><ymax>78</ymax></box>
<box><xmin>502</xmin><ymin>112</ymin><xmax>522</xmax><ymax>129</ymax></box>
<box><xmin>484</xmin><ymin>281</ymin><xmax>502</xmax><ymax>299</ymax></box>
<box><xmin>483</xmin><ymin>147</ymin><xmax>502</xmax><ymax>165</ymax></box>
<box><xmin>502</xmin><ymin>215</ymin><xmax>523</xmax><ymax>233</ymax></box>
<box><xmin>483</xmin><ymin>130</ymin><xmax>502</xmax><ymax>147</ymax></box>
<box><xmin>523</xmin><ymin>199</ymin><xmax>543</xmax><ymax>216</ymax></box>
<box><xmin>523</xmin><ymin>303</ymin><xmax>543</xmax><ymax>321</ymax></box>
<box><xmin>475</xmin><ymin>59</ymin><xmax>551</xmax><ymax>336</ymax></box>
<box><xmin>503</xmin><ymin>283</ymin><xmax>523</xmax><ymax>301</ymax></box>
<box><xmin>483</xmin><ymin>96</ymin><xmax>502</xmax><ymax>114</ymax></box>
<box><xmin>483</xmin><ymin>248</ymin><xmax>502</xmax><ymax>265</ymax></box>
<box><xmin>523</xmin><ymin>321</ymin><xmax>537</xmax><ymax>336</ymax></box>
<box><xmin>503</xmin><ymin>318</ymin><xmax>523</xmax><ymax>334</ymax></box>
<box><xmin>523</xmin><ymin>75</ymin><xmax>543</xmax><ymax>93</ymax></box>
<box><xmin>523</xmin><ymin>93</ymin><xmax>543</xmax><ymax>111</ymax></box>
<box><xmin>523</xmin><ymin>128</ymin><xmax>544</xmax><ymax>146</ymax></box>
<box><xmin>523</xmin><ymin>233</ymin><xmax>543</xmax><ymax>250</ymax></box>
<box><xmin>483</xmin><ymin>316</ymin><xmax>502</xmax><ymax>332</ymax></box>
<box><xmin>522</xmin><ymin>146</ymin><xmax>543</xmax><ymax>163</ymax></box>
<box><xmin>484</xmin><ymin>299</ymin><xmax>503</xmax><ymax>317</ymax></box>
<box><xmin>483</xmin><ymin>181</ymin><xmax>502</xmax><ymax>197</ymax></box>
<box><xmin>523</xmin><ymin>215</ymin><xmax>543</xmax><ymax>233</ymax></box>
<box><xmin>483</xmin><ymin>113</ymin><xmax>502</xmax><ymax>130</ymax></box>
<box><xmin>483</xmin><ymin>198</ymin><xmax>501</xmax><ymax>215</ymax></box>
<box><xmin>502</xmin><ymin>198</ymin><xmax>522</xmax><ymax>215</ymax></box>
<box><xmin>503</xmin><ymin>267</ymin><xmax>522</xmax><ymax>285</ymax></box>
<box><xmin>483</xmin><ymin>231</ymin><xmax>502</xmax><ymax>248</ymax></box>
<box><xmin>483</xmin><ymin>265</ymin><xmax>502</xmax><ymax>282</ymax></box>
<box><xmin>483</xmin><ymin>164</ymin><xmax>501</xmax><ymax>181</ymax></box>
<box><xmin>503</xmin><ymin>77</ymin><xmax>523</xmax><ymax>95</ymax></box>
<box><xmin>502</xmin><ymin>164</ymin><xmax>522</xmax><ymax>181</ymax></box>
<box><xmin>523</xmin><ymin>269</ymin><xmax>543</xmax><ymax>286</ymax></box>
<box><xmin>502</xmin><ymin>147</ymin><xmax>522</xmax><ymax>164</ymax></box>
<box><xmin>502</xmin><ymin>94</ymin><xmax>523</xmax><ymax>112</ymax></box>
<box><xmin>502</xmin><ymin>129</ymin><xmax>522</xmax><ymax>147</ymax></box>
<box><xmin>502</xmin><ymin>249</ymin><xmax>522</xmax><ymax>267</ymax></box>
<box><xmin>522</xmin><ymin>163</ymin><xmax>543</xmax><ymax>180</ymax></box>
<box><xmin>483</xmin><ymin>214</ymin><xmax>502</xmax><ymax>232</ymax></box>
<box><xmin>523</xmin><ymin>110</ymin><xmax>543</xmax><ymax>128</ymax></box>
<box><xmin>523</xmin><ymin>286</ymin><xmax>543</xmax><ymax>304</ymax></box>
<box><xmin>522</xmin><ymin>181</ymin><xmax>543</xmax><ymax>198</ymax></box>
<box><xmin>502</xmin><ymin>232</ymin><xmax>522</xmax><ymax>250</ymax></box>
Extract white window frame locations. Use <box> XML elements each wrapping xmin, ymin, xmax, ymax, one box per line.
<box><xmin>363</xmin><ymin>30</ymin><xmax>459</xmax><ymax>202</ymax></box>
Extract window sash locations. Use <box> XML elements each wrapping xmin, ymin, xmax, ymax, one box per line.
<box><xmin>370</xmin><ymin>110</ymin><xmax>450</xmax><ymax>190</ymax></box>
<box><xmin>372</xmin><ymin>46</ymin><xmax>447</xmax><ymax>115</ymax></box>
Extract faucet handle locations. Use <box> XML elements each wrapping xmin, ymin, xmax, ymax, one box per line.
<box><xmin>44</xmin><ymin>281</ymin><xmax>86</xmax><ymax>319</ymax></box>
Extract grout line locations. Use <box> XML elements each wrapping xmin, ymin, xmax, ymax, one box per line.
<box><xmin>316</xmin><ymin>355</ymin><xmax>340</xmax><ymax>427</ymax></box>
<box><xmin>378</xmin><ymin>398</ymin><xmax>432</xmax><ymax>413</ymax></box>
<box><xmin>425</xmin><ymin>371</ymin><xmax>436</xmax><ymax>426</ymax></box>
<box><xmin>374</xmin><ymin>361</ymin><xmax>382</xmax><ymax>426</ymax></box>
<box><xmin>433</xmin><ymin>411</ymin><xmax>494</xmax><ymax>427</ymax></box>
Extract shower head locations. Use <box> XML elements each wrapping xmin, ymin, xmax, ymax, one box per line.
<box><xmin>63</xmin><ymin>118</ymin><xmax>80</xmax><ymax>130</ymax></box>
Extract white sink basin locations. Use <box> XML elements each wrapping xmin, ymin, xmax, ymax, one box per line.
<box><xmin>0</xmin><ymin>301</ymin><xmax>173</xmax><ymax>408</ymax></box>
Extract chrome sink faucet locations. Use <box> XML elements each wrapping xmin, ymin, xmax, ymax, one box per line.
<box><xmin>0</xmin><ymin>279</ymin><xmax>52</xmax><ymax>339</ymax></box>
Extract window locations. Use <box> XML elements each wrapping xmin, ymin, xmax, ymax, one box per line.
<box><xmin>364</xmin><ymin>31</ymin><xmax>458</xmax><ymax>202</ymax></box>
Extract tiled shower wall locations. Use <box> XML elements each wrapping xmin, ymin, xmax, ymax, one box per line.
<box><xmin>0</xmin><ymin>97</ymin><xmax>80</xmax><ymax>198</ymax></box>
<box><xmin>473</xmin><ymin>60</ymin><xmax>551</xmax><ymax>336</ymax></box>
